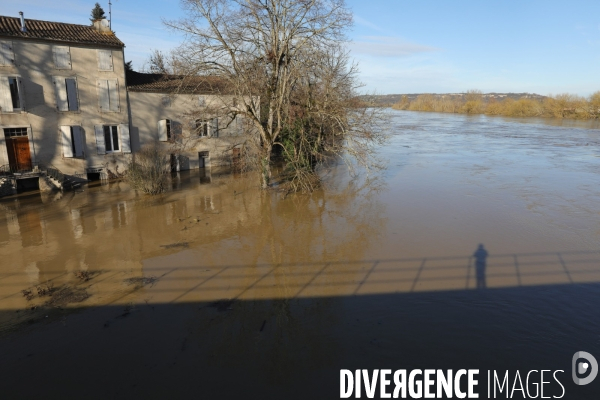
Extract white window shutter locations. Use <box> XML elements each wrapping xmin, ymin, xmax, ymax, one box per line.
<box><xmin>53</xmin><ymin>46</ymin><xmax>71</xmax><ymax>69</ymax></box>
<box><xmin>158</xmin><ymin>119</ymin><xmax>168</xmax><ymax>141</ymax></box>
<box><xmin>0</xmin><ymin>77</ymin><xmax>13</xmax><ymax>112</ymax></box>
<box><xmin>94</xmin><ymin>125</ymin><xmax>106</xmax><ymax>154</ymax></box>
<box><xmin>54</xmin><ymin>77</ymin><xmax>68</xmax><ymax>111</ymax></box>
<box><xmin>211</xmin><ymin>118</ymin><xmax>219</xmax><ymax>138</ymax></box>
<box><xmin>0</xmin><ymin>133</ymin><xmax>7</xmax><ymax>165</ymax></box>
<box><xmin>98</xmin><ymin>50</ymin><xmax>113</xmax><ymax>71</ymax></box>
<box><xmin>72</xmin><ymin>126</ymin><xmax>84</xmax><ymax>157</ymax></box>
<box><xmin>119</xmin><ymin>124</ymin><xmax>131</xmax><ymax>153</ymax></box>
<box><xmin>65</xmin><ymin>78</ymin><xmax>78</xmax><ymax>111</ymax></box>
<box><xmin>0</xmin><ymin>41</ymin><xmax>13</xmax><ymax>65</ymax></box>
<box><xmin>17</xmin><ymin>77</ymin><xmax>25</xmax><ymax>110</ymax></box>
<box><xmin>108</xmin><ymin>79</ymin><xmax>119</xmax><ymax>112</ymax></box>
<box><xmin>97</xmin><ymin>79</ymin><xmax>109</xmax><ymax>112</ymax></box>
<box><xmin>60</xmin><ymin>125</ymin><xmax>73</xmax><ymax>158</ymax></box>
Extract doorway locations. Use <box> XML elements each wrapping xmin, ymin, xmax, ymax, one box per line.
<box><xmin>5</xmin><ymin>128</ymin><xmax>32</xmax><ymax>172</ymax></box>
<box><xmin>198</xmin><ymin>151</ymin><xmax>209</xmax><ymax>168</ymax></box>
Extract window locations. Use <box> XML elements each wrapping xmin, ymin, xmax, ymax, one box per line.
<box><xmin>54</xmin><ymin>77</ymin><xmax>79</xmax><ymax>111</ymax></box>
<box><xmin>158</xmin><ymin>119</ymin><xmax>172</xmax><ymax>141</ymax></box>
<box><xmin>195</xmin><ymin>119</ymin><xmax>210</xmax><ymax>137</ymax></box>
<box><xmin>0</xmin><ymin>76</ymin><xmax>23</xmax><ymax>112</ymax></box>
<box><xmin>60</xmin><ymin>126</ymin><xmax>84</xmax><ymax>158</ymax></box>
<box><xmin>97</xmin><ymin>50</ymin><xmax>113</xmax><ymax>71</ymax></box>
<box><xmin>52</xmin><ymin>46</ymin><xmax>71</xmax><ymax>69</ymax></box>
<box><xmin>97</xmin><ymin>79</ymin><xmax>119</xmax><ymax>112</ymax></box>
<box><xmin>193</xmin><ymin>118</ymin><xmax>218</xmax><ymax>138</ymax></box>
<box><xmin>104</xmin><ymin>126</ymin><xmax>119</xmax><ymax>152</ymax></box>
<box><xmin>94</xmin><ymin>124</ymin><xmax>130</xmax><ymax>155</ymax></box>
<box><xmin>3</xmin><ymin>127</ymin><xmax>28</xmax><ymax>137</ymax></box>
<box><xmin>0</xmin><ymin>41</ymin><xmax>14</xmax><ymax>66</ymax></box>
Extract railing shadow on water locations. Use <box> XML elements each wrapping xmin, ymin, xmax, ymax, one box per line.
<box><xmin>2</xmin><ymin>248</ymin><xmax>598</xmax><ymax>305</ymax></box>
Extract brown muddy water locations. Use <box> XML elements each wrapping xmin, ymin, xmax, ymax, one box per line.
<box><xmin>0</xmin><ymin>110</ymin><xmax>599</xmax><ymax>399</ymax></box>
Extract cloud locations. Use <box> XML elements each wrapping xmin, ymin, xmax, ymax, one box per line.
<box><xmin>350</xmin><ymin>36</ymin><xmax>439</xmax><ymax>57</ymax></box>
<box><xmin>353</xmin><ymin>15</ymin><xmax>385</xmax><ymax>33</ymax></box>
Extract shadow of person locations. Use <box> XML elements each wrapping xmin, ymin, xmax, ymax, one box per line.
<box><xmin>473</xmin><ymin>244</ymin><xmax>488</xmax><ymax>289</ymax></box>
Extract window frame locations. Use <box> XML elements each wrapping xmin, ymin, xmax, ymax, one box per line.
<box><xmin>195</xmin><ymin>119</ymin><xmax>211</xmax><ymax>137</ymax></box>
<box><xmin>103</xmin><ymin>125</ymin><xmax>121</xmax><ymax>153</ymax></box>
<box><xmin>7</xmin><ymin>76</ymin><xmax>22</xmax><ymax>111</ymax></box>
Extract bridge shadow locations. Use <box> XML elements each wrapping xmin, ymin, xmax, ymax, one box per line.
<box><xmin>0</xmin><ymin>281</ymin><xmax>599</xmax><ymax>399</ymax></box>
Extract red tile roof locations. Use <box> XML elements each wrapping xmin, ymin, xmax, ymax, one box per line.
<box><xmin>0</xmin><ymin>15</ymin><xmax>124</xmax><ymax>47</ymax></box>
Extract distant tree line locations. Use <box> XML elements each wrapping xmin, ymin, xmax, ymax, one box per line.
<box><xmin>392</xmin><ymin>90</ymin><xmax>600</xmax><ymax>119</ymax></box>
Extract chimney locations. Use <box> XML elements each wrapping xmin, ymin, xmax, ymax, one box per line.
<box><xmin>93</xmin><ymin>18</ymin><xmax>111</xmax><ymax>33</ymax></box>
<box><xmin>19</xmin><ymin>11</ymin><xmax>26</xmax><ymax>33</ymax></box>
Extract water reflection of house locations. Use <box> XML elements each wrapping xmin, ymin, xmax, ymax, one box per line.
<box><xmin>0</xmin><ymin>13</ymin><xmax>246</xmax><ymax>196</ymax></box>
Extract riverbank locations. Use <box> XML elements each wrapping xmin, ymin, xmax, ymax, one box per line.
<box><xmin>392</xmin><ymin>90</ymin><xmax>600</xmax><ymax>120</ymax></box>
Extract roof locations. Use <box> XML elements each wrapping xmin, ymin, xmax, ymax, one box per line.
<box><xmin>0</xmin><ymin>15</ymin><xmax>124</xmax><ymax>47</ymax></box>
<box><xmin>126</xmin><ymin>70</ymin><xmax>231</xmax><ymax>94</ymax></box>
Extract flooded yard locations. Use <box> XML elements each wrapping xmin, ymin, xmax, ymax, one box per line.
<box><xmin>0</xmin><ymin>110</ymin><xmax>599</xmax><ymax>398</ymax></box>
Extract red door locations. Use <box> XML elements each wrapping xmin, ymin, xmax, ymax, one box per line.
<box><xmin>6</xmin><ymin>137</ymin><xmax>32</xmax><ymax>172</ymax></box>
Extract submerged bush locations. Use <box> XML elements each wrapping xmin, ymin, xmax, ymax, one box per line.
<box><xmin>126</xmin><ymin>143</ymin><xmax>170</xmax><ymax>195</ymax></box>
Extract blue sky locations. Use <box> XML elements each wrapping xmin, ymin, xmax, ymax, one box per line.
<box><xmin>5</xmin><ymin>0</ymin><xmax>600</xmax><ymax>96</ymax></box>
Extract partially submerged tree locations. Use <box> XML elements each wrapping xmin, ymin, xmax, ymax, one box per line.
<box><xmin>126</xmin><ymin>143</ymin><xmax>170</xmax><ymax>195</ymax></box>
<box><xmin>90</xmin><ymin>3</ymin><xmax>106</xmax><ymax>22</ymax></box>
<box><xmin>166</xmin><ymin>0</ymin><xmax>386</xmax><ymax>190</ymax></box>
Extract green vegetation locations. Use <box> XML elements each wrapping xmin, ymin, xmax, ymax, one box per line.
<box><xmin>89</xmin><ymin>3</ymin><xmax>106</xmax><ymax>22</ymax></box>
<box><xmin>392</xmin><ymin>90</ymin><xmax>600</xmax><ymax>119</ymax></box>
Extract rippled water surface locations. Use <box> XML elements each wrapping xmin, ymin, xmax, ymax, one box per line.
<box><xmin>0</xmin><ymin>110</ymin><xmax>599</xmax><ymax>398</ymax></box>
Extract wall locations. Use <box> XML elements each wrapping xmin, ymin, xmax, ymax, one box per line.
<box><xmin>128</xmin><ymin>92</ymin><xmax>248</xmax><ymax>170</ymax></box>
<box><xmin>0</xmin><ymin>37</ymin><xmax>129</xmax><ymax>177</ymax></box>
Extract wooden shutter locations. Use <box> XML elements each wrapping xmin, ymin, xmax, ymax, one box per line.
<box><xmin>53</xmin><ymin>46</ymin><xmax>71</xmax><ymax>69</ymax></box>
<box><xmin>0</xmin><ymin>77</ymin><xmax>13</xmax><ymax>112</ymax></box>
<box><xmin>72</xmin><ymin>126</ymin><xmax>84</xmax><ymax>157</ymax></box>
<box><xmin>65</xmin><ymin>78</ymin><xmax>78</xmax><ymax>111</ymax></box>
<box><xmin>158</xmin><ymin>119</ymin><xmax>168</xmax><ymax>141</ymax></box>
<box><xmin>54</xmin><ymin>77</ymin><xmax>68</xmax><ymax>111</ymax></box>
<box><xmin>119</xmin><ymin>124</ymin><xmax>131</xmax><ymax>153</ymax></box>
<box><xmin>211</xmin><ymin>118</ymin><xmax>219</xmax><ymax>138</ymax></box>
<box><xmin>97</xmin><ymin>50</ymin><xmax>113</xmax><ymax>71</ymax></box>
<box><xmin>97</xmin><ymin>79</ymin><xmax>109</xmax><ymax>112</ymax></box>
<box><xmin>108</xmin><ymin>79</ymin><xmax>119</xmax><ymax>112</ymax></box>
<box><xmin>94</xmin><ymin>125</ymin><xmax>106</xmax><ymax>154</ymax></box>
<box><xmin>0</xmin><ymin>41</ymin><xmax>13</xmax><ymax>65</ymax></box>
<box><xmin>60</xmin><ymin>125</ymin><xmax>73</xmax><ymax>158</ymax></box>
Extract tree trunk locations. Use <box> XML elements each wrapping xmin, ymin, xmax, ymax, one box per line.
<box><xmin>261</xmin><ymin>144</ymin><xmax>272</xmax><ymax>189</ymax></box>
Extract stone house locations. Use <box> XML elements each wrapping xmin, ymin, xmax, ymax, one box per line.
<box><xmin>0</xmin><ymin>14</ymin><xmax>129</xmax><ymax>183</ymax></box>
<box><xmin>0</xmin><ymin>13</ymin><xmax>246</xmax><ymax>195</ymax></box>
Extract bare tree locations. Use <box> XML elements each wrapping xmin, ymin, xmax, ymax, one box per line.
<box><xmin>166</xmin><ymin>0</ymin><xmax>386</xmax><ymax>190</ymax></box>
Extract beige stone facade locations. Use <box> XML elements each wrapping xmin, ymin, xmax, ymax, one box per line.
<box><xmin>0</xmin><ymin>15</ymin><xmax>246</xmax><ymax>185</ymax></box>
<box><xmin>128</xmin><ymin>91</ymin><xmax>246</xmax><ymax>170</ymax></box>
<box><xmin>0</xmin><ymin>18</ymin><xmax>130</xmax><ymax>178</ymax></box>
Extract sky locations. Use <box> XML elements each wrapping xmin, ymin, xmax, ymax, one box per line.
<box><xmin>5</xmin><ymin>0</ymin><xmax>600</xmax><ymax>96</ymax></box>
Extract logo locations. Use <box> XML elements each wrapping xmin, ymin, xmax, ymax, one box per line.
<box><xmin>572</xmin><ymin>351</ymin><xmax>598</xmax><ymax>386</ymax></box>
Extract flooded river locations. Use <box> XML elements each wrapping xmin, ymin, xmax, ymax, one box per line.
<box><xmin>0</xmin><ymin>110</ymin><xmax>599</xmax><ymax>398</ymax></box>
